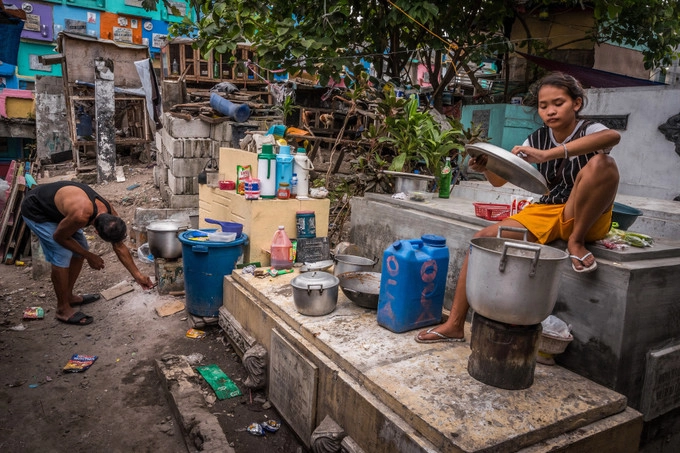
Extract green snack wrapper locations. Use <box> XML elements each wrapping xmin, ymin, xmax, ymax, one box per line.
<box><xmin>196</xmin><ymin>364</ymin><xmax>242</xmax><ymax>400</ymax></box>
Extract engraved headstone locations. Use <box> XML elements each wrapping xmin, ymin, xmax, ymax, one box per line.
<box><xmin>269</xmin><ymin>329</ymin><xmax>318</xmax><ymax>447</ymax></box>
<box><xmin>641</xmin><ymin>341</ymin><xmax>680</xmax><ymax>421</ymax></box>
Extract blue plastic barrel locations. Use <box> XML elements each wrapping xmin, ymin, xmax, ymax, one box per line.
<box><xmin>210</xmin><ymin>92</ymin><xmax>251</xmax><ymax>123</ymax></box>
<box><xmin>178</xmin><ymin>230</ymin><xmax>248</xmax><ymax>317</ymax></box>
<box><xmin>377</xmin><ymin>235</ymin><xmax>449</xmax><ymax>333</ymax></box>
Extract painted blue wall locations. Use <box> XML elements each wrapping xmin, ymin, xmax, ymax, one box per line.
<box><xmin>141</xmin><ymin>19</ymin><xmax>169</xmax><ymax>57</ymax></box>
<box><xmin>0</xmin><ymin>64</ymin><xmax>19</xmax><ymax>89</ymax></box>
<box><xmin>461</xmin><ymin>104</ymin><xmax>543</xmax><ymax>151</ymax></box>
<box><xmin>52</xmin><ymin>5</ymin><xmax>102</xmax><ymax>38</ymax></box>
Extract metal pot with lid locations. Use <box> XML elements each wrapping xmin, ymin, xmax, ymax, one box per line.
<box><xmin>466</xmin><ymin>226</ymin><xmax>568</xmax><ymax>325</ymax></box>
<box><xmin>146</xmin><ymin>220</ymin><xmax>188</xmax><ymax>259</ymax></box>
<box><xmin>290</xmin><ymin>271</ymin><xmax>339</xmax><ymax>316</ymax></box>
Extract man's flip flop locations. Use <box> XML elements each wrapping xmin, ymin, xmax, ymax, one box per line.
<box><xmin>568</xmin><ymin>250</ymin><xmax>598</xmax><ymax>273</ymax></box>
<box><xmin>58</xmin><ymin>311</ymin><xmax>94</xmax><ymax>326</ymax></box>
<box><xmin>415</xmin><ymin>327</ymin><xmax>465</xmax><ymax>344</ymax></box>
<box><xmin>71</xmin><ymin>294</ymin><xmax>101</xmax><ymax>306</ymax></box>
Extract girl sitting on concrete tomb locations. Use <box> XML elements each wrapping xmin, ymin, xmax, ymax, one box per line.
<box><xmin>416</xmin><ymin>71</ymin><xmax>621</xmax><ymax>344</ymax></box>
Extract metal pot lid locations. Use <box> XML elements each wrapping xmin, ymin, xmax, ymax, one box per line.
<box><xmin>333</xmin><ymin>254</ymin><xmax>377</xmax><ymax>265</ymax></box>
<box><xmin>382</xmin><ymin>170</ymin><xmax>435</xmax><ymax>181</ymax></box>
<box><xmin>291</xmin><ymin>271</ymin><xmax>339</xmax><ymax>290</ymax></box>
<box><xmin>147</xmin><ymin>220</ymin><xmax>186</xmax><ymax>232</ymax></box>
<box><xmin>301</xmin><ymin>260</ymin><xmax>334</xmax><ymax>272</ymax></box>
<box><xmin>465</xmin><ymin>143</ymin><xmax>548</xmax><ymax>195</ymax></box>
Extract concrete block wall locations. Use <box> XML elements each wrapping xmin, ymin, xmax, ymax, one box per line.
<box><xmin>157</xmin><ymin>113</ymin><xmax>221</xmax><ymax>209</ymax></box>
<box><xmin>157</xmin><ymin>113</ymin><xmax>287</xmax><ymax>209</ymax></box>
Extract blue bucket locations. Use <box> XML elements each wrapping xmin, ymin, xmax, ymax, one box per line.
<box><xmin>612</xmin><ymin>202</ymin><xmax>642</xmax><ymax>230</ymax></box>
<box><xmin>178</xmin><ymin>230</ymin><xmax>248</xmax><ymax>317</ymax></box>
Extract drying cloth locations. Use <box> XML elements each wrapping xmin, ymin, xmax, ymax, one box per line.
<box><xmin>0</xmin><ymin>9</ymin><xmax>23</xmax><ymax>66</ymax></box>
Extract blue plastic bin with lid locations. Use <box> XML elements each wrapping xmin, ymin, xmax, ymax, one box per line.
<box><xmin>377</xmin><ymin>235</ymin><xmax>449</xmax><ymax>333</ymax></box>
<box><xmin>178</xmin><ymin>230</ymin><xmax>248</xmax><ymax>317</ymax></box>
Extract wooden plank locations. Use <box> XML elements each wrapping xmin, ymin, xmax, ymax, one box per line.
<box><xmin>3</xmin><ymin>192</ymin><xmax>25</xmax><ymax>264</ymax></box>
<box><xmin>101</xmin><ymin>281</ymin><xmax>136</xmax><ymax>300</ymax></box>
<box><xmin>0</xmin><ymin>166</ymin><xmax>21</xmax><ymax>252</ymax></box>
<box><xmin>169</xmin><ymin>111</ymin><xmax>193</xmax><ymax>121</ymax></box>
<box><xmin>198</xmin><ymin>114</ymin><xmax>229</xmax><ymax>124</ymax></box>
<box><xmin>40</xmin><ymin>53</ymin><xmax>64</xmax><ymax>65</ymax></box>
<box><xmin>11</xmin><ymin>221</ymin><xmax>29</xmax><ymax>264</ymax></box>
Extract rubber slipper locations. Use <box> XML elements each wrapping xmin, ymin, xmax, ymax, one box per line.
<box><xmin>415</xmin><ymin>327</ymin><xmax>465</xmax><ymax>344</ymax></box>
<box><xmin>58</xmin><ymin>311</ymin><xmax>94</xmax><ymax>326</ymax></box>
<box><xmin>567</xmin><ymin>250</ymin><xmax>598</xmax><ymax>273</ymax></box>
<box><xmin>71</xmin><ymin>294</ymin><xmax>101</xmax><ymax>306</ymax></box>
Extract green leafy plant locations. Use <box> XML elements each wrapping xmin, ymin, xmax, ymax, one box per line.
<box><xmin>274</xmin><ymin>94</ymin><xmax>298</xmax><ymax>122</ymax></box>
<box><xmin>376</xmin><ymin>94</ymin><xmax>465</xmax><ymax>179</ymax></box>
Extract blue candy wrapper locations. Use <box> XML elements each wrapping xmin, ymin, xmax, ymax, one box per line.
<box><xmin>261</xmin><ymin>420</ymin><xmax>281</xmax><ymax>432</ymax></box>
<box><xmin>247</xmin><ymin>423</ymin><xmax>265</xmax><ymax>436</ymax></box>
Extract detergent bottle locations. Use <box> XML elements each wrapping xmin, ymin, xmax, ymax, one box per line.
<box><xmin>270</xmin><ymin>226</ymin><xmax>293</xmax><ymax>269</ymax></box>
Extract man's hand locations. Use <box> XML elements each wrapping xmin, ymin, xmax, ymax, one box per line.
<box><xmin>135</xmin><ymin>274</ymin><xmax>154</xmax><ymax>290</ymax></box>
<box><xmin>86</xmin><ymin>253</ymin><xmax>105</xmax><ymax>270</ymax></box>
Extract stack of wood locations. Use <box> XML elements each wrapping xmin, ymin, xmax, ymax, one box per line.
<box><xmin>168</xmin><ymin>90</ymin><xmax>281</xmax><ymax>123</ymax></box>
<box><xmin>0</xmin><ymin>159</ymin><xmax>37</xmax><ymax>265</ymax></box>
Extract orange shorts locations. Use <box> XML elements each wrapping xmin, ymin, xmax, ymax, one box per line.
<box><xmin>510</xmin><ymin>203</ymin><xmax>612</xmax><ymax>245</ymax></box>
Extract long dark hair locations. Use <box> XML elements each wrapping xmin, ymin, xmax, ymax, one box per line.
<box><xmin>526</xmin><ymin>72</ymin><xmax>588</xmax><ymax>115</ymax></box>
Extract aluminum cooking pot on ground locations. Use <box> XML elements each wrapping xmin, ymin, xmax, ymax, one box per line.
<box><xmin>290</xmin><ymin>271</ymin><xmax>339</xmax><ymax>316</ymax></box>
<box><xmin>146</xmin><ymin>220</ymin><xmax>188</xmax><ymax>259</ymax></box>
<box><xmin>332</xmin><ymin>254</ymin><xmax>378</xmax><ymax>276</ymax></box>
<box><xmin>466</xmin><ymin>226</ymin><xmax>568</xmax><ymax>325</ymax></box>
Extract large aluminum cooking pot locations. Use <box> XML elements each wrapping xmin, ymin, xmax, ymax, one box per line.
<box><xmin>290</xmin><ymin>271</ymin><xmax>339</xmax><ymax>316</ymax></box>
<box><xmin>146</xmin><ymin>220</ymin><xmax>188</xmax><ymax>259</ymax></box>
<box><xmin>337</xmin><ymin>271</ymin><xmax>381</xmax><ymax>309</ymax></box>
<box><xmin>466</xmin><ymin>226</ymin><xmax>568</xmax><ymax>325</ymax></box>
<box><xmin>332</xmin><ymin>254</ymin><xmax>378</xmax><ymax>276</ymax></box>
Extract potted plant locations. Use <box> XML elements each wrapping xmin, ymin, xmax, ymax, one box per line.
<box><xmin>370</xmin><ymin>94</ymin><xmax>466</xmax><ymax>193</ymax></box>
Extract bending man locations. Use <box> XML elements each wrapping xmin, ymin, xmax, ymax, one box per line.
<box><xmin>21</xmin><ymin>181</ymin><xmax>154</xmax><ymax>325</ymax></box>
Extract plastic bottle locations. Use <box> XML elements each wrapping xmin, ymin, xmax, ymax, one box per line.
<box><xmin>439</xmin><ymin>157</ymin><xmax>452</xmax><ymax>199</ymax></box>
<box><xmin>258</xmin><ymin>144</ymin><xmax>277</xmax><ymax>198</ymax></box>
<box><xmin>244</xmin><ymin>178</ymin><xmax>261</xmax><ymax>200</ymax></box>
<box><xmin>293</xmin><ymin>148</ymin><xmax>314</xmax><ymax>198</ymax></box>
<box><xmin>270</xmin><ymin>226</ymin><xmax>293</xmax><ymax>269</ymax></box>
<box><xmin>290</xmin><ymin>173</ymin><xmax>298</xmax><ymax>198</ymax></box>
<box><xmin>172</xmin><ymin>59</ymin><xmax>178</xmax><ymax>75</ymax></box>
<box><xmin>277</xmin><ymin>182</ymin><xmax>290</xmax><ymax>199</ymax></box>
<box><xmin>276</xmin><ymin>145</ymin><xmax>294</xmax><ymax>192</ymax></box>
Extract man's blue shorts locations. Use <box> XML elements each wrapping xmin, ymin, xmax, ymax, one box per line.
<box><xmin>22</xmin><ymin>217</ymin><xmax>89</xmax><ymax>268</ymax></box>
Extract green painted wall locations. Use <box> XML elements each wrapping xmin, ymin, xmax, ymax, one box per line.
<box><xmin>17</xmin><ymin>42</ymin><xmax>63</xmax><ymax>78</ymax></box>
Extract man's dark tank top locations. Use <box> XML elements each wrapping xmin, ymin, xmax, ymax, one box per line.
<box><xmin>21</xmin><ymin>181</ymin><xmax>112</xmax><ymax>224</ymax></box>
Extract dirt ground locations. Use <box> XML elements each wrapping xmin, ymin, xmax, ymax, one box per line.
<box><xmin>0</xmin><ymin>162</ymin><xmax>308</xmax><ymax>452</ymax></box>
